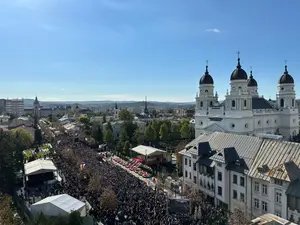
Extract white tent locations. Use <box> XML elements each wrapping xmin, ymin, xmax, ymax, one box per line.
<box><xmin>30</xmin><ymin>194</ymin><xmax>86</xmax><ymax>217</ymax></box>
<box><xmin>24</xmin><ymin>159</ymin><xmax>57</xmax><ymax>176</ymax></box>
<box><xmin>131</xmin><ymin>145</ymin><xmax>166</xmax><ymax>156</ymax></box>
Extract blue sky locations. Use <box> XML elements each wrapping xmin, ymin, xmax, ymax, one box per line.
<box><xmin>0</xmin><ymin>0</ymin><xmax>299</xmax><ymax>102</ymax></box>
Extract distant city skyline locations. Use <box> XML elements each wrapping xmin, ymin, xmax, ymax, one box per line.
<box><xmin>0</xmin><ymin>0</ymin><xmax>299</xmax><ymax>102</ymax></box>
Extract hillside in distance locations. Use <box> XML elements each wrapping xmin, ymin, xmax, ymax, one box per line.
<box><xmin>24</xmin><ymin>99</ymin><xmax>195</xmax><ymax>109</ymax></box>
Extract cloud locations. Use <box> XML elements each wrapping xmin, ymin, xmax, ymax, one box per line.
<box><xmin>205</xmin><ymin>28</ymin><xmax>221</xmax><ymax>33</ymax></box>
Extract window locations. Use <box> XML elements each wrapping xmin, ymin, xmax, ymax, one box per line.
<box><xmin>218</xmin><ymin>172</ymin><xmax>222</xmax><ymax>181</ymax></box>
<box><xmin>275</xmin><ymin>179</ymin><xmax>283</xmax><ymax>186</ymax></box>
<box><xmin>262</xmin><ymin>184</ymin><xmax>268</xmax><ymax>195</ymax></box>
<box><xmin>231</xmin><ymin>123</ymin><xmax>235</xmax><ymax>128</ymax></box>
<box><xmin>193</xmin><ymin>176</ymin><xmax>197</xmax><ymax>184</ymax></box>
<box><xmin>292</xmin><ymin>98</ymin><xmax>295</xmax><ymax>107</ymax></box>
<box><xmin>254</xmin><ymin>182</ymin><xmax>259</xmax><ymax>192</ymax></box>
<box><xmin>245</xmin><ymin>123</ymin><xmax>248</xmax><ymax>128</ymax></box>
<box><xmin>275</xmin><ymin>211</ymin><xmax>281</xmax><ymax>217</ymax></box>
<box><xmin>205</xmin><ymin>90</ymin><xmax>208</xmax><ymax>93</ymax></box>
<box><xmin>193</xmin><ymin>163</ymin><xmax>196</xmax><ymax>171</ymax></box>
<box><xmin>240</xmin><ymin>193</ymin><xmax>245</xmax><ymax>202</ymax></box>
<box><xmin>233</xmin><ymin>174</ymin><xmax>237</xmax><ymax>184</ymax></box>
<box><xmin>185</xmin><ymin>158</ymin><xmax>187</xmax><ymax>165</ymax></box>
<box><xmin>244</xmin><ymin>99</ymin><xmax>247</xmax><ymax>107</ymax></box>
<box><xmin>274</xmin><ymin>119</ymin><xmax>277</xmax><ymax>124</ymax></box>
<box><xmin>217</xmin><ymin>163</ymin><xmax>222</xmax><ymax>167</ymax></box>
<box><xmin>276</xmin><ymin>191</ymin><xmax>282</xmax><ymax>204</ymax></box>
<box><xmin>200</xmin><ymin>101</ymin><xmax>203</xmax><ymax>107</ymax></box>
<box><xmin>218</xmin><ymin>186</ymin><xmax>222</xmax><ymax>196</ymax></box>
<box><xmin>189</xmin><ymin>160</ymin><xmax>191</xmax><ymax>167</ymax></box>
<box><xmin>185</xmin><ymin>170</ymin><xmax>188</xmax><ymax>177</ymax></box>
<box><xmin>254</xmin><ymin>198</ymin><xmax>259</xmax><ymax>209</ymax></box>
<box><xmin>240</xmin><ymin>177</ymin><xmax>245</xmax><ymax>187</ymax></box>
<box><xmin>258</xmin><ymin>120</ymin><xmax>261</xmax><ymax>125</ymax></box>
<box><xmin>280</xmin><ymin>98</ymin><xmax>284</xmax><ymax>107</ymax></box>
<box><xmin>262</xmin><ymin>201</ymin><xmax>268</xmax><ymax>212</ymax></box>
<box><xmin>210</xmin><ymin>101</ymin><xmax>213</xmax><ymax>107</ymax></box>
<box><xmin>232</xmin><ymin>100</ymin><xmax>236</xmax><ymax>107</ymax></box>
<box><xmin>233</xmin><ymin>190</ymin><xmax>237</xmax><ymax>199</ymax></box>
<box><xmin>189</xmin><ymin>172</ymin><xmax>191</xmax><ymax>179</ymax></box>
<box><xmin>200</xmin><ymin>121</ymin><xmax>203</xmax><ymax>125</ymax></box>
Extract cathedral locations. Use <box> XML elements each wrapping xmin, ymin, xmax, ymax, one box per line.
<box><xmin>195</xmin><ymin>55</ymin><xmax>299</xmax><ymax>141</ymax></box>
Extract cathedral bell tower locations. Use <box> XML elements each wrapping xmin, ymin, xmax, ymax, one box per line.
<box><xmin>196</xmin><ymin>61</ymin><xmax>217</xmax><ymax>111</ymax></box>
<box><xmin>33</xmin><ymin>96</ymin><xmax>40</xmax><ymax>119</ymax></box>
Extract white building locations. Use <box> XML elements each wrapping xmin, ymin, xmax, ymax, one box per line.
<box><xmin>6</xmin><ymin>98</ymin><xmax>24</xmax><ymax>117</ymax></box>
<box><xmin>195</xmin><ymin>58</ymin><xmax>299</xmax><ymax>141</ymax></box>
<box><xmin>180</xmin><ymin>131</ymin><xmax>300</xmax><ymax>222</ymax></box>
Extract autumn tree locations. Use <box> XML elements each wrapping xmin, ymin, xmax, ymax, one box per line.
<box><xmin>100</xmin><ymin>188</ymin><xmax>118</xmax><ymax>210</ymax></box>
<box><xmin>118</xmin><ymin>109</ymin><xmax>133</xmax><ymax>121</ymax></box>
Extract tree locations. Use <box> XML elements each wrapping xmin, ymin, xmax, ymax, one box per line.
<box><xmin>123</xmin><ymin>140</ymin><xmax>130</xmax><ymax>155</ymax></box>
<box><xmin>10</xmin><ymin>128</ymin><xmax>33</xmax><ymax>149</ymax></box>
<box><xmin>133</xmin><ymin>128</ymin><xmax>145</xmax><ymax>145</ymax></box>
<box><xmin>145</xmin><ymin>125</ymin><xmax>156</xmax><ymax>143</ymax></box>
<box><xmin>68</xmin><ymin>211</ymin><xmax>83</xmax><ymax>225</ymax></box>
<box><xmin>104</xmin><ymin>129</ymin><xmax>114</xmax><ymax>145</ymax></box>
<box><xmin>159</xmin><ymin>122</ymin><xmax>169</xmax><ymax>142</ymax></box>
<box><xmin>100</xmin><ymin>188</ymin><xmax>118</xmax><ymax>210</ymax></box>
<box><xmin>106</xmin><ymin>122</ymin><xmax>113</xmax><ymax>132</ymax></box>
<box><xmin>91</xmin><ymin>124</ymin><xmax>103</xmax><ymax>144</ymax></box>
<box><xmin>170</xmin><ymin>123</ymin><xmax>181</xmax><ymax>140</ymax></box>
<box><xmin>118</xmin><ymin>109</ymin><xmax>133</xmax><ymax>121</ymax></box>
<box><xmin>0</xmin><ymin>195</ymin><xmax>15</xmax><ymax>225</ymax></box>
<box><xmin>121</xmin><ymin>121</ymin><xmax>137</xmax><ymax>141</ymax></box>
<box><xmin>180</xmin><ymin>121</ymin><xmax>191</xmax><ymax>139</ymax></box>
<box><xmin>79</xmin><ymin>116</ymin><xmax>89</xmax><ymax>125</ymax></box>
<box><xmin>150</xmin><ymin>120</ymin><xmax>160</xmax><ymax>140</ymax></box>
<box><xmin>35</xmin><ymin>128</ymin><xmax>43</xmax><ymax>146</ymax></box>
<box><xmin>102</xmin><ymin>113</ymin><xmax>106</xmax><ymax>124</ymax></box>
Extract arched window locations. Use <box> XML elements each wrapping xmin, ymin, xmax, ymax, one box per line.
<box><xmin>280</xmin><ymin>99</ymin><xmax>284</xmax><ymax>108</ymax></box>
<box><xmin>244</xmin><ymin>100</ymin><xmax>247</xmax><ymax>107</ymax></box>
<box><xmin>210</xmin><ymin>101</ymin><xmax>213</xmax><ymax>107</ymax></box>
<box><xmin>200</xmin><ymin>101</ymin><xmax>203</xmax><ymax>107</ymax></box>
<box><xmin>292</xmin><ymin>99</ymin><xmax>295</xmax><ymax>107</ymax></box>
<box><xmin>232</xmin><ymin>100</ymin><xmax>236</xmax><ymax>107</ymax></box>
<box><xmin>205</xmin><ymin>90</ymin><xmax>208</xmax><ymax>93</ymax></box>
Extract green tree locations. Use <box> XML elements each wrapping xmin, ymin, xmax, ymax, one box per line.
<box><xmin>106</xmin><ymin>122</ymin><xmax>113</xmax><ymax>132</ymax></box>
<box><xmin>123</xmin><ymin>140</ymin><xmax>131</xmax><ymax>155</ymax></box>
<box><xmin>118</xmin><ymin>109</ymin><xmax>133</xmax><ymax>121</ymax></box>
<box><xmin>159</xmin><ymin>122</ymin><xmax>169</xmax><ymax>142</ymax></box>
<box><xmin>121</xmin><ymin>121</ymin><xmax>138</xmax><ymax>141</ymax></box>
<box><xmin>150</xmin><ymin>120</ymin><xmax>160</xmax><ymax>140</ymax></box>
<box><xmin>10</xmin><ymin>128</ymin><xmax>33</xmax><ymax>149</ymax></box>
<box><xmin>119</xmin><ymin>129</ymin><xmax>129</xmax><ymax>143</ymax></box>
<box><xmin>104</xmin><ymin>129</ymin><xmax>114</xmax><ymax>145</ymax></box>
<box><xmin>133</xmin><ymin>128</ymin><xmax>145</xmax><ymax>145</ymax></box>
<box><xmin>145</xmin><ymin>125</ymin><xmax>156</xmax><ymax>142</ymax></box>
<box><xmin>68</xmin><ymin>211</ymin><xmax>83</xmax><ymax>225</ymax></box>
<box><xmin>180</xmin><ymin>121</ymin><xmax>190</xmax><ymax>139</ymax></box>
<box><xmin>170</xmin><ymin>123</ymin><xmax>181</xmax><ymax>140</ymax></box>
<box><xmin>79</xmin><ymin>116</ymin><xmax>89</xmax><ymax>125</ymax></box>
<box><xmin>102</xmin><ymin>113</ymin><xmax>107</xmax><ymax>124</ymax></box>
<box><xmin>35</xmin><ymin>128</ymin><xmax>43</xmax><ymax>146</ymax></box>
<box><xmin>91</xmin><ymin>124</ymin><xmax>103</xmax><ymax>144</ymax></box>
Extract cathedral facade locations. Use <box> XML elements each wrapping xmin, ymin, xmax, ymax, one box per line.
<box><xmin>195</xmin><ymin>56</ymin><xmax>299</xmax><ymax>141</ymax></box>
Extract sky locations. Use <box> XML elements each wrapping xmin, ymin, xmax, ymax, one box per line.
<box><xmin>0</xmin><ymin>0</ymin><xmax>300</xmax><ymax>102</ymax></box>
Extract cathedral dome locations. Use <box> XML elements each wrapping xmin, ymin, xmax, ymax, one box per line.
<box><xmin>247</xmin><ymin>71</ymin><xmax>257</xmax><ymax>87</ymax></box>
<box><xmin>230</xmin><ymin>57</ymin><xmax>248</xmax><ymax>81</ymax></box>
<box><xmin>199</xmin><ymin>65</ymin><xmax>214</xmax><ymax>85</ymax></box>
<box><xmin>279</xmin><ymin>65</ymin><xmax>294</xmax><ymax>84</ymax></box>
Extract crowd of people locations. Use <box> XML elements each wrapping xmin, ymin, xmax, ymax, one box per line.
<box><xmin>50</xmin><ymin>133</ymin><xmax>199</xmax><ymax>225</ymax></box>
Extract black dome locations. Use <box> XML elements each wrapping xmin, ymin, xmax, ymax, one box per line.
<box><xmin>279</xmin><ymin>65</ymin><xmax>294</xmax><ymax>84</ymax></box>
<box><xmin>230</xmin><ymin>58</ymin><xmax>248</xmax><ymax>80</ymax></box>
<box><xmin>247</xmin><ymin>71</ymin><xmax>257</xmax><ymax>87</ymax></box>
<box><xmin>200</xmin><ymin>65</ymin><xmax>214</xmax><ymax>85</ymax></box>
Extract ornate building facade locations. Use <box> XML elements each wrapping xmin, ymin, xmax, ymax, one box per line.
<box><xmin>195</xmin><ymin>56</ymin><xmax>299</xmax><ymax>141</ymax></box>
